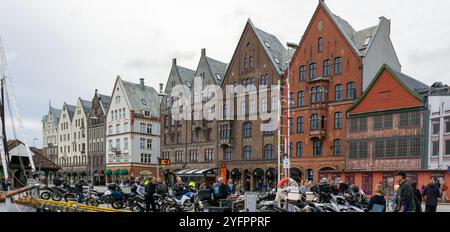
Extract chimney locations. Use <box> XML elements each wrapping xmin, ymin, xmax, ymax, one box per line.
<box><xmin>159</xmin><ymin>83</ymin><xmax>164</xmax><ymax>94</ymax></box>
<box><xmin>139</xmin><ymin>78</ymin><xmax>145</xmax><ymax>90</ymax></box>
<box><xmin>172</xmin><ymin>58</ymin><xmax>177</xmax><ymax>66</ymax></box>
<box><xmin>201</xmin><ymin>48</ymin><xmax>206</xmax><ymax>56</ymax></box>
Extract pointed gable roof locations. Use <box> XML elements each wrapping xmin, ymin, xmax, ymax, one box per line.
<box><xmin>248</xmin><ymin>19</ymin><xmax>288</xmax><ymax>74</ymax></box>
<box><xmin>64</xmin><ymin>103</ymin><xmax>76</xmax><ymax>120</ymax></box>
<box><xmin>79</xmin><ymin>99</ymin><xmax>92</xmax><ymax>115</ymax></box>
<box><xmin>348</xmin><ymin>64</ymin><xmax>428</xmax><ymax>115</ymax></box>
<box><xmin>176</xmin><ymin>65</ymin><xmax>196</xmax><ymax>86</ymax></box>
<box><xmin>319</xmin><ymin>0</ymin><xmax>379</xmax><ymax>56</ymax></box>
<box><xmin>205</xmin><ymin>56</ymin><xmax>228</xmax><ymax>84</ymax></box>
<box><xmin>121</xmin><ymin>79</ymin><xmax>160</xmax><ymax>116</ymax></box>
<box><xmin>98</xmin><ymin>94</ymin><xmax>111</xmax><ymax>113</ymax></box>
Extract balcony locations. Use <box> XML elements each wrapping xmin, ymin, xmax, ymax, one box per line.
<box><xmin>219</xmin><ymin>137</ymin><xmax>233</xmax><ymax>147</ymax></box>
<box><xmin>309</xmin><ymin>129</ymin><xmax>326</xmax><ymax>140</ymax></box>
<box><xmin>308</xmin><ymin>76</ymin><xmax>331</xmax><ymax>83</ymax></box>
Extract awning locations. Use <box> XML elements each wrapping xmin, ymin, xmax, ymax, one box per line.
<box><xmin>174</xmin><ymin>168</ymin><xmax>214</xmax><ymax>177</ymax></box>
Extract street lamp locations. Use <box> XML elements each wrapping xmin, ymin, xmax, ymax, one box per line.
<box><xmin>89</xmin><ymin>116</ymin><xmax>99</xmax><ymax>184</ymax></box>
<box><xmin>285</xmin><ymin>42</ymin><xmax>299</xmax><ymax>180</ymax></box>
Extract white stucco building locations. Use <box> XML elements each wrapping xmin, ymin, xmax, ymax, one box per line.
<box><xmin>105</xmin><ymin>76</ymin><xmax>162</xmax><ymax>179</ymax></box>
<box><xmin>427</xmin><ymin>94</ymin><xmax>450</xmax><ymax>170</ymax></box>
<box><xmin>42</xmin><ymin>103</ymin><xmax>61</xmax><ymax>163</ymax></box>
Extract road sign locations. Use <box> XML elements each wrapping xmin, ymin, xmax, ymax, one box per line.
<box><xmin>159</xmin><ymin>158</ymin><xmax>170</xmax><ymax>166</ymax></box>
<box><xmin>283</xmin><ymin>158</ymin><xmax>290</xmax><ymax>169</ymax></box>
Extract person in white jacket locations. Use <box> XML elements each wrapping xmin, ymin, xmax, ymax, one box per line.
<box><xmin>136</xmin><ymin>179</ymin><xmax>146</xmax><ymax>197</ymax></box>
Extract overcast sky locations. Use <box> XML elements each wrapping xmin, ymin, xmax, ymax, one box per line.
<box><xmin>1</xmin><ymin>0</ymin><xmax>450</xmax><ymax>147</ymax></box>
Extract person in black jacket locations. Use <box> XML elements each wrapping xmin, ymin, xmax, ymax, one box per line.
<box><xmin>211</xmin><ymin>177</ymin><xmax>229</xmax><ymax>206</ymax></box>
<box><xmin>144</xmin><ymin>176</ymin><xmax>158</xmax><ymax>212</ymax></box>
<box><xmin>368</xmin><ymin>184</ymin><xmax>386</xmax><ymax>212</ymax></box>
<box><xmin>394</xmin><ymin>171</ymin><xmax>416</xmax><ymax>212</ymax></box>
<box><xmin>423</xmin><ymin>178</ymin><xmax>441</xmax><ymax>212</ymax></box>
<box><xmin>411</xmin><ymin>182</ymin><xmax>422</xmax><ymax>212</ymax></box>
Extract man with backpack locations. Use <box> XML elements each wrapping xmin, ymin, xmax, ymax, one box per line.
<box><xmin>211</xmin><ymin>177</ymin><xmax>229</xmax><ymax>206</ymax></box>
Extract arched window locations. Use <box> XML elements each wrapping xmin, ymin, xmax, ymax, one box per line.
<box><xmin>244</xmin><ymin>58</ymin><xmax>248</xmax><ymax>69</ymax></box>
<box><xmin>333</xmin><ymin>139</ymin><xmax>341</xmax><ymax>156</ymax></box>
<box><xmin>310</xmin><ymin>114</ymin><xmax>319</xmax><ymax>130</ymax></box>
<box><xmin>323</xmin><ymin>59</ymin><xmax>330</xmax><ymax>76</ymax></box>
<box><xmin>334</xmin><ymin>112</ymin><xmax>343</xmax><ymax>129</ymax></box>
<box><xmin>309</xmin><ymin>63</ymin><xmax>316</xmax><ymax>80</ymax></box>
<box><xmin>335</xmin><ymin>84</ymin><xmax>343</xmax><ymax>101</ymax></box>
<box><xmin>298</xmin><ymin>91</ymin><xmax>304</xmax><ymax>107</ymax></box>
<box><xmin>296</xmin><ymin>142</ymin><xmax>303</xmax><ymax>157</ymax></box>
<box><xmin>297</xmin><ymin>117</ymin><xmax>304</xmax><ymax>133</ymax></box>
<box><xmin>313</xmin><ymin>140</ymin><xmax>322</xmax><ymax>156</ymax></box>
<box><xmin>311</xmin><ymin>87</ymin><xmax>317</xmax><ymax>103</ymax></box>
<box><xmin>249</xmin><ymin>56</ymin><xmax>253</xmax><ymax>68</ymax></box>
<box><xmin>299</xmin><ymin>65</ymin><xmax>306</xmax><ymax>81</ymax></box>
<box><xmin>243</xmin><ymin>146</ymin><xmax>252</xmax><ymax>159</ymax></box>
<box><xmin>224</xmin><ymin>147</ymin><xmax>232</xmax><ymax>160</ymax></box>
<box><xmin>243</xmin><ymin>122</ymin><xmax>252</xmax><ymax>138</ymax></box>
<box><xmin>334</xmin><ymin>57</ymin><xmax>342</xmax><ymax>74</ymax></box>
<box><xmin>264</xmin><ymin>144</ymin><xmax>273</xmax><ymax>159</ymax></box>
<box><xmin>347</xmin><ymin>82</ymin><xmax>356</xmax><ymax>99</ymax></box>
<box><xmin>318</xmin><ymin>37</ymin><xmax>323</xmax><ymax>53</ymax></box>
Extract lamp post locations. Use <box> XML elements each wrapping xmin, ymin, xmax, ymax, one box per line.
<box><xmin>89</xmin><ymin>116</ymin><xmax>98</xmax><ymax>184</ymax></box>
<box><xmin>285</xmin><ymin>42</ymin><xmax>299</xmax><ymax>180</ymax></box>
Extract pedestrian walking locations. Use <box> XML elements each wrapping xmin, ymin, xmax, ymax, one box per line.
<box><xmin>412</xmin><ymin>182</ymin><xmax>422</xmax><ymax>212</ymax></box>
<box><xmin>226</xmin><ymin>179</ymin><xmax>235</xmax><ymax>195</ymax></box>
<box><xmin>441</xmin><ymin>181</ymin><xmax>448</xmax><ymax>203</ymax></box>
<box><xmin>145</xmin><ymin>176</ymin><xmax>157</xmax><ymax>212</ymax></box>
<box><xmin>423</xmin><ymin>178</ymin><xmax>441</xmax><ymax>212</ymax></box>
<box><xmin>394</xmin><ymin>171</ymin><xmax>416</xmax><ymax>212</ymax></box>
<box><xmin>368</xmin><ymin>184</ymin><xmax>386</xmax><ymax>212</ymax></box>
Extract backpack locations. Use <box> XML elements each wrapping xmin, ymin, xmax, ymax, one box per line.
<box><xmin>130</xmin><ymin>183</ymin><xmax>138</xmax><ymax>193</ymax></box>
<box><xmin>212</xmin><ymin>183</ymin><xmax>223</xmax><ymax>197</ymax></box>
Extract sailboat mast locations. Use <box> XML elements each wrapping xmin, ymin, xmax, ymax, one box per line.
<box><xmin>0</xmin><ymin>78</ymin><xmax>10</xmax><ymax>178</ymax></box>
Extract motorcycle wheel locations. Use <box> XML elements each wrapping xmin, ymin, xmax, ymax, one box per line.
<box><xmin>131</xmin><ymin>204</ymin><xmax>145</xmax><ymax>212</ymax></box>
<box><xmin>40</xmin><ymin>192</ymin><xmax>51</xmax><ymax>200</ymax></box>
<box><xmin>160</xmin><ymin>203</ymin><xmax>173</xmax><ymax>212</ymax></box>
<box><xmin>51</xmin><ymin>193</ymin><xmax>63</xmax><ymax>201</ymax></box>
<box><xmin>111</xmin><ymin>199</ymin><xmax>125</xmax><ymax>209</ymax></box>
<box><xmin>64</xmin><ymin>193</ymin><xmax>77</xmax><ymax>202</ymax></box>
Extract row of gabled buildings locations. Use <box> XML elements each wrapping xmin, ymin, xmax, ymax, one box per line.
<box><xmin>41</xmin><ymin>0</ymin><xmax>450</xmax><ymax>191</ymax></box>
<box><xmin>159</xmin><ymin>0</ymin><xmax>450</xmax><ymax>192</ymax></box>
<box><xmin>42</xmin><ymin>78</ymin><xmax>163</xmax><ymax>184</ymax></box>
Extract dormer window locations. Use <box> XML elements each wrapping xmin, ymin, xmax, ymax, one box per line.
<box><xmin>141</xmin><ymin>98</ymin><xmax>147</xmax><ymax>105</ymax></box>
<box><xmin>144</xmin><ymin>110</ymin><xmax>151</xmax><ymax>117</ymax></box>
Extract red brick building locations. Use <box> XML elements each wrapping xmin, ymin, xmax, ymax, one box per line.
<box><xmin>321</xmin><ymin>65</ymin><xmax>450</xmax><ymax>194</ymax></box>
<box><xmin>284</xmin><ymin>0</ymin><xmax>401</xmax><ymax>182</ymax></box>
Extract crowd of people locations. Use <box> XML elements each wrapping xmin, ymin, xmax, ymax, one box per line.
<box><xmin>372</xmin><ymin>171</ymin><xmax>447</xmax><ymax>212</ymax></box>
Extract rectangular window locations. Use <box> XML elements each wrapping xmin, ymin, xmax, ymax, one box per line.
<box><xmin>299</xmin><ymin>66</ymin><xmax>306</xmax><ymax>81</ymax></box>
<box><xmin>397</xmin><ymin>138</ymin><xmax>408</xmax><ymax>157</ymax></box>
<box><xmin>445</xmin><ymin>140</ymin><xmax>450</xmax><ymax>155</ymax></box>
<box><xmin>374</xmin><ymin>140</ymin><xmax>385</xmax><ymax>158</ymax></box>
<box><xmin>140</xmin><ymin>138</ymin><xmax>145</xmax><ymax>149</ymax></box>
<box><xmin>410</xmin><ymin>137</ymin><xmax>421</xmax><ymax>157</ymax></box>
<box><xmin>399</xmin><ymin>111</ymin><xmax>421</xmax><ymax>128</ymax></box>
<box><xmin>359</xmin><ymin>141</ymin><xmax>368</xmax><ymax>158</ymax></box>
<box><xmin>386</xmin><ymin>139</ymin><xmax>396</xmax><ymax>157</ymax></box>
<box><xmin>432</xmin><ymin>141</ymin><xmax>439</xmax><ymax>157</ymax></box>
<box><xmin>147</xmin><ymin>124</ymin><xmax>152</xmax><ymax>134</ymax></box>
<box><xmin>445</xmin><ymin>118</ymin><xmax>450</xmax><ymax>133</ymax></box>
<box><xmin>147</xmin><ymin>139</ymin><xmax>152</xmax><ymax>150</ymax></box>
<box><xmin>432</xmin><ymin>120</ymin><xmax>440</xmax><ymax>135</ymax></box>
